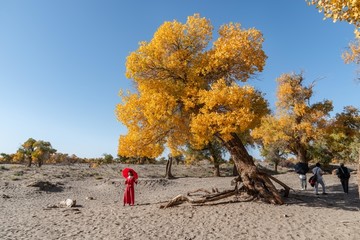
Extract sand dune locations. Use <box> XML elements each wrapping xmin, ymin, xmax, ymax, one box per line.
<box><xmin>1</xmin><ymin>163</ymin><xmax>359</xmax><ymax>240</ymax></box>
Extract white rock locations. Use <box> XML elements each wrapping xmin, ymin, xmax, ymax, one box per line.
<box><xmin>65</xmin><ymin>198</ymin><xmax>76</xmax><ymax>207</ymax></box>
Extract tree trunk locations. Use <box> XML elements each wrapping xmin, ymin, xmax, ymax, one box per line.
<box><xmin>232</xmin><ymin>164</ymin><xmax>239</xmax><ymax>176</ymax></box>
<box><xmin>26</xmin><ymin>156</ymin><xmax>32</xmax><ymax>167</ymax></box>
<box><xmin>213</xmin><ymin>162</ymin><xmax>220</xmax><ymax>177</ymax></box>
<box><xmin>208</xmin><ymin>142</ymin><xmax>221</xmax><ymax>177</ymax></box>
<box><xmin>165</xmin><ymin>156</ymin><xmax>174</xmax><ymax>179</ymax></box>
<box><xmin>358</xmin><ymin>147</ymin><xmax>360</xmax><ymax>199</ymax></box>
<box><xmin>296</xmin><ymin>142</ymin><xmax>307</xmax><ymax>163</ymax></box>
<box><xmin>274</xmin><ymin>162</ymin><xmax>278</xmax><ymax>173</ymax></box>
<box><xmin>219</xmin><ymin>133</ymin><xmax>283</xmax><ymax>204</ymax></box>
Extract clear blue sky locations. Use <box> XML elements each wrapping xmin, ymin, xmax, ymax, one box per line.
<box><xmin>1</xmin><ymin>0</ymin><xmax>359</xmax><ymax>158</ymax></box>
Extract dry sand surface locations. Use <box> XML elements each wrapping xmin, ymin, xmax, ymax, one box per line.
<box><xmin>1</xmin><ymin>163</ymin><xmax>359</xmax><ymax>240</ymax></box>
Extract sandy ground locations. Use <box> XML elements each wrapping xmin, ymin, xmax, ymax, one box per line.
<box><xmin>0</xmin><ymin>163</ymin><xmax>359</xmax><ymax>240</ymax></box>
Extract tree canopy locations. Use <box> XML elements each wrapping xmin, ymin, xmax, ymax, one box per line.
<box><xmin>116</xmin><ymin>14</ymin><xmax>269</xmax><ymax>158</ymax></box>
<box><xmin>252</xmin><ymin>72</ymin><xmax>333</xmax><ymax>163</ymax></box>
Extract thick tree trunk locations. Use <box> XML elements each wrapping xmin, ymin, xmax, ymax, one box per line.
<box><xmin>219</xmin><ymin>133</ymin><xmax>283</xmax><ymax>204</ymax></box>
<box><xmin>296</xmin><ymin>141</ymin><xmax>307</xmax><ymax>163</ymax></box>
<box><xmin>165</xmin><ymin>156</ymin><xmax>174</xmax><ymax>179</ymax></box>
<box><xmin>358</xmin><ymin>148</ymin><xmax>359</xmax><ymax>199</ymax></box>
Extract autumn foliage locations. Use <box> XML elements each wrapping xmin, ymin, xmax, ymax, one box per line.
<box><xmin>307</xmin><ymin>0</ymin><xmax>360</xmax><ymax>64</ymax></box>
<box><xmin>116</xmin><ymin>14</ymin><xmax>269</xmax><ymax>158</ymax></box>
<box><xmin>252</xmin><ymin>72</ymin><xmax>333</xmax><ymax>163</ymax></box>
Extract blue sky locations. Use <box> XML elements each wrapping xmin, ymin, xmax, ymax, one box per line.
<box><xmin>1</xmin><ymin>0</ymin><xmax>359</xmax><ymax>159</ymax></box>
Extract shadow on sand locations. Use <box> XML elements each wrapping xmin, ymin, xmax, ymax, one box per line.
<box><xmin>285</xmin><ymin>183</ymin><xmax>360</xmax><ymax>211</ymax></box>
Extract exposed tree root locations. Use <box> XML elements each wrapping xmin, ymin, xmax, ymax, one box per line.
<box><xmin>160</xmin><ymin>189</ymin><xmax>238</xmax><ymax>208</ymax></box>
<box><xmin>160</xmin><ymin>174</ymin><xmax>291</xmax><ymax>208</ymax></box>
<box><xmin>187</xmin><ymin>187</ymin><xmax>219</xmax><ymax>196</ymax></box>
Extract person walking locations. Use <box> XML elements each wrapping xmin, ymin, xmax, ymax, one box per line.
<box><xmin>336</xmin><ymin>163</ymin><xmax>351</xmax><ymax>194</ymax></box>
<box><xmin>312</xmin><ymin>163</ymin><xmax>327</xmax><ymax>195</ymax></box>
<box><xmin>294</xmin><ymin>162</ymin><xmax>309</xmax><ymax>190</ymax></box>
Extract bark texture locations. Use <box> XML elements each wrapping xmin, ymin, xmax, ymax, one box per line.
<box><xmin>165</xmin><ymin>156</ymin><xmax>174</xmax><ymax>179</ymax></box>
<box><xmin>220</xmin><ymin>133</ymin><xmax>284</xmax><ymax>204</ymax></box>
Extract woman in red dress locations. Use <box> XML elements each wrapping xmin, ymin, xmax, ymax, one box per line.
<box><xmin>123</xmin><ymin>171</ymin><xmax>137</xmax><ymax>206</ymax></box>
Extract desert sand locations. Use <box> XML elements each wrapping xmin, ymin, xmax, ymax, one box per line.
<box><xmin>1</xmin><ymin>163</ymin><xmax>359</xmax><ymax>240</ymax></box>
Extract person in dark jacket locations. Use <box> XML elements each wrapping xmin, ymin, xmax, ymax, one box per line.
<box><xmin>336</xmin><ymin>163</ymin><xmax>351</xmax><ymax>194</ymax></box>
<box><xmin>294</xmin><ymin>162</ymin><xmax>309</xmax><ymax>190</ymax></box>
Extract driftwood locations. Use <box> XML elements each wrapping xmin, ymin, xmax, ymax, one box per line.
<box><xmin>160</xmin><ymin>174</ymin><xmax>291</xmax><ymax>208</ymax></box>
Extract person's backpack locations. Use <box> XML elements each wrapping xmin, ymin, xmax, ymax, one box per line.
<box><xmin>337</xmin><ymin>167</ymin><xmax>350</xmax><ymax>179</ymax></box>
<box><xmin>308</xmin><ymin>174</ymin><xmax>317</xmax><ymax>187</ymax></box>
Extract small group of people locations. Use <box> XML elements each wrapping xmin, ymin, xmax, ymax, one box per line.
<box><xmin>295</xmin><ymin>162</ymin><xmax>351</xmax><ymax>195</ymax></box>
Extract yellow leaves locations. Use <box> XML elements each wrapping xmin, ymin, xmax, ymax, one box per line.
<box><xmin>253</xmin><ymin>72</ymin><xmax>334</xmax><ymax>154</ymax></box>
<box><xmin>275</xmin><ymin>73</ymin><xmax>313</xmax><ymax>115</ymax></box>
<box><xmin>118</xmin><ymin>134</ymin><xmax>164</xmax><ymax>158</ymax></box>
<box><xmin>119</xmin><ymin>14</ymin><xmax>268</xmax><ymax>157</ymax></box>
<box><xmin>202</xmin><ymin>24</ymin><xmax>267</xmax><ymax>82</ymax></box>
<box><xmin>343</xmin><ymin>39</ymin><xmax>360</xmax><ymax>64</ymax></box>
<box><xmin>190</xmin><ymin>79</ymin><xmax>269</xmax><ymax>146</ymax></box>
<box><xmin>307</xmin><ymin>0</ymin><xmax>360</xmax><ymax>27</ymax></box>
<box><xmin>306</xmin><ymin>0</ymin><xmax>360</xmax><ymax>63</ymax></box>
<box><xmin>252</xmin><ymin>115</ymin><xmax>291</xmax><ymax>146</ymax></box>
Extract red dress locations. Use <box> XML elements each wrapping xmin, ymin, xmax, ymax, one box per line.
<box><xmin>123</xmin><ymin>176</ymin><xmax>137</xmax><ymax>206</ymax></box>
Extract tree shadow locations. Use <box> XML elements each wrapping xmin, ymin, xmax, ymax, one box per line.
<box><xmin>28</xmin><ymin>180</ymin><xmax>64</xmax><ymax>193</ymax></box>
<box><xmin>285</xmin><ymin>183</ymin><xmax>359</xmax><ymax>212</ymax></box>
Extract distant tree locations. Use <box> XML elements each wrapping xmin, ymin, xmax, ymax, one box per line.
<box><xmin>0</xmin><ymin>153</ymin><xmax>12</xmax><ymax>163</ymax></box>
<box><xmin>103</xmin><ymin>153</ymin><xmax>114</xmax><ymax>164</ymax></box>
<box><xmin>252</xmin><ymin>72</ymin><xmax>333</xmax><ymax>163</ymax></box>
<box><xmin>16</xmin><ymin>138</ymin><xmax>56</xmax><ymax>167</ymax></box>
<box><xmin>50</xmin><ymin>153</ymin><xmax>70</xmax><ymax>164</ymax></box>
<box><xmin>184</xmin><ymin>140</ymin><xmax>226</xmax><ymax>177</ymax></box>
<box><xmin>260</xmin><ymin>140</ymin><xmax>288</xmax><ymax>173</ymax></box>
<box><xmin>117</xmin><ymin>155</ymin><xmax>129</xmax><ymax>164</ymax></box>
<box><xmin>321</xmin><ymin>106</ymin><xmax>360</xmax><ymax>163</ymax></box>
<box><xmin>31</xmin><ymin>140</ymin><xmax>57</xmax><ymax>167</ymax></box>
<box><xmin>17</xmin><ymin>138</ymin><xmax>36</xmax><ymax>167</ymax></box>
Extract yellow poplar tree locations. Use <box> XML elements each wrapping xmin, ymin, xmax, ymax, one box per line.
<box><xmin>116</xmin><ymin>14</ymin><xmax>284</xmax><ymax>204</ymax></box>
<box><xmin>306</xmin><ymin>0</ymin><xmax>360</xmax><ymax>64</ymax></box>
<box><xmin>252</xmin><ymin>72</ymin><xmax>333</xmax><ymax>163</ymax></box>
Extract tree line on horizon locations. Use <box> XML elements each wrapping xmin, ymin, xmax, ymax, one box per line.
<box><xmin>0</xmin><ymin>138</ymin><xmax>161</xmax><ymax>167</ymax></box>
